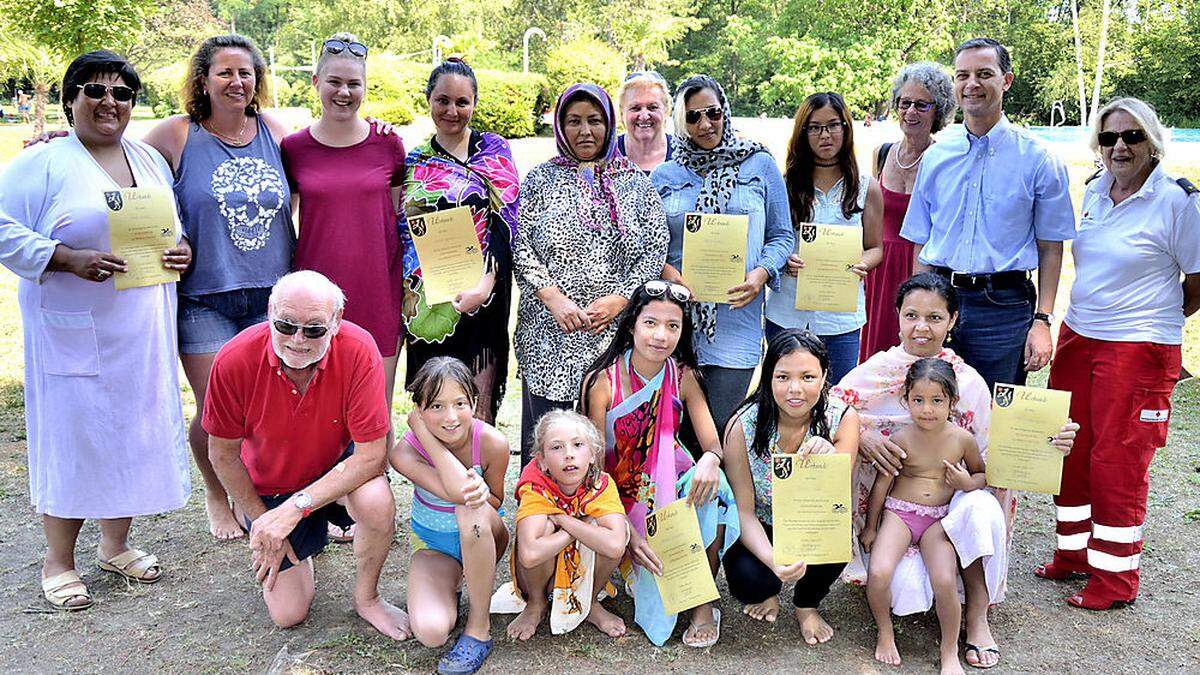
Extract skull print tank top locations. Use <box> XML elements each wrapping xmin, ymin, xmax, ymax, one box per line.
<box><xmin>173</xmin><ymin>115</ymin><xmax>294</xmax><ymax>296</ymax></box>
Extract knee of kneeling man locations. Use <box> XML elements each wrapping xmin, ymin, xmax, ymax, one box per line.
<box><xmin>268</xmin><ymin>602</ymin><xmax>311</xmax><ymax>629</ymax></box>
<box><xmin>411</xmin><ymin>619</ymin><xmax>452</xmax><ymax>648</ymax></box>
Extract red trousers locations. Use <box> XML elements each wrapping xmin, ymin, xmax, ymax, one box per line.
<box><xmin>1046</xmin><ymin>326</ymin><xmax>1180</xmax><ymax>602</ymax></box>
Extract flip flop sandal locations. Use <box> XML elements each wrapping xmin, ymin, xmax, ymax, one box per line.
<box><xmin>328</xmin><ymin>522</ymin><xmax>356</xmax><ymax>543</ymax></box>
<box><xmin>41</xmin><ymin>570</ymin><xmax>93</xmax><ymax>611</ymax></box>
<box><xmin>436</xmin><ymin>633</ymin><xmax>493</xmax><ymax>675</ymax></box>
<box><xmin>1066</xmin><ymin>591</ymin><xmax>1135</xmax><ymax>611</ymax></box>
<box><xmin>97</xmin><ymin>548</ymin><xmax>161</xmax><ymax>584</ymax></box>
<box><xmin>1034</xmin><ymin>563</ymin><xmax>1089</xmax><ymax>581</ymax></box>
<box><xmin>964</xmin><ymin>643</ymin><xmax>1001</xmax><ymax>669</ymax></box>
<box><xmin>683</xmin><ymin>607</ymin><xmax>721</xmax><ymax>649</ymax></box>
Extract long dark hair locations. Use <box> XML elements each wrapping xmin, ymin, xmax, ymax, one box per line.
<box><xmin>784</xmin><ymin>92</ymin><xmax>861</xmax><ymax>225</ymax></box>
<box><xmin>730</xmin><ymin>329</ymin><xmax>832</xmax><ymax>460</ymax></box>
<box><xmin>579</xmin><ymin>281</ymin><xmax>699</xmax><ymax>415</ymax></box>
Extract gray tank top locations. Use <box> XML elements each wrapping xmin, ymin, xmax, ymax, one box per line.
<box><xmin>173</xmin><ymin>116</ymin><xmax>294</xmax><ymax>296</ymax></box>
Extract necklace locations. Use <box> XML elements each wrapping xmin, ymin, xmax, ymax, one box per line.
<box><xmin>894</xmin><ymin>141</ymin><xmax>929</xmax><ymax>170</ymax></box>
<box><xmin>205</xmin><ymin>114</ymin><xmax>249</xmax><ymax>145</ymax></box>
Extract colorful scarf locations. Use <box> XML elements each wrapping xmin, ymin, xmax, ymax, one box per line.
<box><xmin>670</xmin><ymin>77</ymin><xmax>768</xmax><ymax>341</ymax></box>
<box><xmin>832</xmin><ymin>345</ymin><xmax>1016</xmax><ymax>611</ymax></box>
<box><xmin>550</xmin><ymin>83</ymin><xmax>638</xmax><ymax>237</ymax></box>
<box><xmin>489</xmin><ymin>461</ymin><xmax>624</xmax><ymax>635</ymax></box>
<box><xmin>401</xmin><ymin>131</ymin><xmax>520</xmax><ymax>342</ymax></box>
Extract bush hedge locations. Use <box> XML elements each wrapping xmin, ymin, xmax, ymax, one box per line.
<box><xmin>472</xmin><ymin>69</ymin><xmax>549</xmax><ymax>138</ymax></box>
<box><xmin>543</xmin><ymin>37</ymin><xmax>625</xmax><ymax>107</ymax></box>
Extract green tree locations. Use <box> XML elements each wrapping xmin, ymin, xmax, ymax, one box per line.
<box><xmin>0</xmin><ymin>0</ymin><xmax>156</xmax><ymax>57</ymax></box>
<box><xmin>0</xmin><ymin>29</ymin><xmax>66</xmax><ymax>133</ymax></box>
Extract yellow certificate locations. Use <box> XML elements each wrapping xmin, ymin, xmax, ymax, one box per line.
<box><xmin>986</xmin><ymin>384</ymin><xmax>1071</xmax><ymax>495</ymax></box>
<box><xmin>104</xmin><ymin>187</ymin><xmax>179</xmax><ymax>291</ymax></box>
<box><xmin>645</xmin><ymin>500</ymin><xmax>720</xmax><ymax>615</ymax></box>
<box><xmin>681</xmin><ymin>213</ymin><xmax>748</xmax><ymax>304</ymax></box>
<box><xmin>770</xmin><ymin>453</ymin><xmax>852</xmax><ymax>566</ymax></box>
<box><xmin>408</xmin><ymin>206</ymin><xmax>484</xmax><ymax>305</ymax></box>
<box><xmin>794</xmin><ymin>223</ymin><xmax>862</xmax><ymax>312</ymax></box>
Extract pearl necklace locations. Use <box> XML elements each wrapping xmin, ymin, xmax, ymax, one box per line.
<box><xmin>894</xmin><ymin>141</ymin><xmax>930</xmax><ymax>170</ymax></box>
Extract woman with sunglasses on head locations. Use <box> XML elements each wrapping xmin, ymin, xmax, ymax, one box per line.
<box><xmin>615</xmin><ymin>71</ymin><xmax>674</xmax><ymax>174</ymax></box>
<box><xmin>0</xmin><ymin>51</ymin><xmax>192</xmax><ymax>611</ymax></box>
<box><xmin>652</xmin><ymin>75</ymin><xmax>794</xmax><ymax>435</ymax></box>
<box><xmin>136</xmin><ymin>34</ymin><xmax>297</xmax><ymax>541</ymax></box>
<box><xmin>400</xmin><ymin>57</ymin><xmax>520</xmax><ymax>426</ymax></box>
<box><xmin>1038</xmin><ymin>97</ymin><xmax>1199</xmax><ymax>611</ymax></box>
<box><xmin>579</xmin><ymin>280</ymin><xmax>739</xmax><ymax>647</ymax></box>
<box><xmin>765</xmin><ymin>92</ymin><xmax>883</xmax><ymax>385</ymax></box>
<box><xmin>281</xmin><ymin>34</ymin><xmax>406</xmax><ymax>457</ymax></box>
<box><xmin>860</xmin><ymin>64</ymin><xmax>955</xmax><ymax>362</ymax></box>
<box><xmin>513</xmin><ymin>83</ymin><xmax>668</xmax><ymax>467</ymax></box>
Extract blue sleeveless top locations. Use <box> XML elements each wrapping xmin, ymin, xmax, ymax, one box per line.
<box><xmin>173</xmin><ymin>116</ymin><xmax>294</xmax><ymax>296</ymax></box>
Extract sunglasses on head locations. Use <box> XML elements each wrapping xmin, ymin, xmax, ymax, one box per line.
<box><xmin>625</xmin><ymin>70</ymin><xmax>667</xmax><ymax>84</ymax></box>
<box><xmin>684</xmin><ymin>105</ymin><xmax>723</xmax><ymax>125</ymax></box>
<box><xmin>324</xmin><ymin>39</ymin><xmax>368</xmax><ymax>58</ymax></box>
<box><xmin>1097</xmin><ymin>129</ymin><xmax>1147</xmax><ymax>147</ymax></box>
<box><xmin>272</xmin><ymin>319</ymin><xmax>330</xmax><ymax>339</ymax></box>
<box><xmin>76</xmin><ymin>83</ymin><xmax>136</xmax><ymax>103</ymax></box>
<box><xmin>644</xmin><ymin>280</ymin><xmax>690</xmax><ymax>303</ymax></box>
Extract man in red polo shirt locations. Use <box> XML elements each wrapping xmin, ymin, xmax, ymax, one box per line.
<box><xmin>204</xmin><ymin>270</ymin><xmax>408</xmax><ymax>640</ymax></box>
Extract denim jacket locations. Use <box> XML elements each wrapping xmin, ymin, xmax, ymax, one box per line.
<box><xmin>652</xmin><ymin>151</ymin><xmax>794</xmax><ymax>368</ymax></box>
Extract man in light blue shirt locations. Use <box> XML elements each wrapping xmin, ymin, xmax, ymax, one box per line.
<box><xmin>901</xmin><ymin>37</ymin><xmax>1075</xmax><ymax>390</ymax></box>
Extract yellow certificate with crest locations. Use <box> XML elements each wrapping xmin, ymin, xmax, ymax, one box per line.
<box><xmin>681</xmin><ymin>212</ymin><xmax>748</xmax><ymax>304</ymax></box>
<box><xmin>770</xmin><ymin>453</ymin><xmax>852</xmax><ymax>566</ymax></box>
<box><xmin>104</xmin><ymin>186</ymin><xmax>180</xmax><ymax>291</ymax></box>
<box><xmin>645</xmin><ymin>500</ymin><xmax>720</xmax><ymax>615</ymax></box>
<box><xmin>986</xmin><ymin>383</ymin><xmax>1071</xmax><ymax>495</ymax></box>
<box><xmin>793</xmin><ymin>223</ymin><xmax>862</xmax><ymax>312</ymax></box>
<box><xmin>408</xmin><ymin>206</ymin><xmax>484</xmax><ymax>305</ymax></box>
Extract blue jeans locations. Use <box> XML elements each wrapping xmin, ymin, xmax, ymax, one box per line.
<box><xmin>765</xmin><ymin>322</ymin><xmax>861</xmax><ymax>386</ymax></box>
<box><xmin>950</xmin><ymin>279</ymin><xmax>1036</xmax><ymax>390</ymax></box>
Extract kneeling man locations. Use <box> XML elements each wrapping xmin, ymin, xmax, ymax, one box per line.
<box><xmin>204</xmin><ymin>270</ymin><xmax>408</xmax><ymax>639</ymax></box>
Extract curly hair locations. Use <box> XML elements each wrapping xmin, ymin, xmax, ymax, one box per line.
<box><xmin>890</xmin><ymin>62</ymin><xmax>956</xmax><ymax>133</ymax></box>
<box><xmin>182</xmin><ymin>34</ymin><xmax>270</xmax><ymax>122</ymax></box>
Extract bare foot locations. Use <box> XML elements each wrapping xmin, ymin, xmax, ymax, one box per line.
<box><xmin>795</xmin><ymin>607</ymin><xmax>834</xmax><ymax>644</ymax></box>
<box><xmin>940</xmin><ymin>650</ymin><xmax>966</xmax><ymax>675</ymax></box>
<box><xmin>743</xmin><ymin>595</ymin><xmax>780</xmax><ymax>622</ymax></box>
<box><xmin>875</xmin><ymin>629</ymin><xmax>902</xmax><ymax>666</ymax></box>
<box><xmin>964</xmin><ymin>613</ymin><xmax>999</xmax><ymax>668</ymax></box>
<box><xmin>328</xmin><ymin>522</ymin><xmax>355</xmax><ymax>543</ymax></box>
<box><xmin>507</xmin><ymin>599</ymin><xmax>546</xmax><ymax>641</ymax></box>
<box><xmin>585</xmin><ymin>602</ymin><xmax>626</xmax><ymax>638</ymax></box>
<box><xmin>353</xmin><ymin>595</ymin><xmax>411</xmax><ymax>641</ymax></box>
<box><xmin>205</xmin><ymin>493</ymin><xmax>245</xmax><ymax>540</ymax></box>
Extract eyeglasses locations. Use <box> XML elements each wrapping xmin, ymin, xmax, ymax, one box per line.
<box><xmin>805</xmin><ymin>121</ymin><xmax>846</xmax><ymax>137</ymax></box>
<box><xmin>896</xmin><ymin>98</ymin><xmax>934</xmax><ymax>113</ymax></box>
<box><xmin>644</xmin><ymin>280</ymin><xmax>690</xmax><ymax>303</ymax></box>
<box><xmin>684</xmin><ymin>105</ymin><xmax>723</xmax><ymax>125</ymax></box>
<box><xmin>323</xmin><ymin>39</ymin><xmax>368</xmax><ymax>58</ymax></box>
<box><xmin>1097</xmin><ymin>129</ymin><xmax>1147</xmax><ymax>147</ymax></box>
<box><xmin>76</xmin><ymin>83</ymin><xmax>136</xmax><ymax>103</ymax></box>
<box><xmin>272</xmin><ymin>319</ymin><xmax>331</xmax><ymax>339</ymax></box>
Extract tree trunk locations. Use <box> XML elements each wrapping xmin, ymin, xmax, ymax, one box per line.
<box><xmin>33</xmin><ymin>83</ymin><xmax>48</xmax><ymax>135</ymax></box>
<box><xmin>1090</xmin><ymin>0</ymin><xmax>1112</xmax><ymax>123</ymax></box>
<box><xmin>1070</xmin><ymin>0</ymin><xmax>1088</xmax><ymax>126</ymax></box>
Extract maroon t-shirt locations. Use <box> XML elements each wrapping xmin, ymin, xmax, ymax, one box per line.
<box><xmin>281</xmin><ymin>125</ymin><xmax>406</xmax><ymax>356</ymax></box>
<box><xmin>202</xmin><ymin>321</ymin><xmax>390</xmax><ymax>495</ymax></box>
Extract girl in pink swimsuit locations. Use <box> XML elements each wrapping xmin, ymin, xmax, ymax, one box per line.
<box><xmin>859</xmin><ymin>358</ymin><xmax>987</xmax><ymax>674</ymax></box>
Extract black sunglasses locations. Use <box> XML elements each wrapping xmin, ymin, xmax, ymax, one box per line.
<box><xmin>1097</xmin><ymin>129</ymin><xmax>1147</xmax><ymax>147</ymax></box>
<box><xmin>644</xmin><ymin>280</ymin><xmax>690</xmax><ymax>303</ymax></box>
<box><xmin>684</xmin><ymin>105</ymin><xmax>723</xmax><ymax>125</ymax></box>
<box><xmin>76</xmin><ymin>83</ymin><xmax>136</xmax><ymax>103</ymax></box>
<box><xmin>272</xmin><ymin>319</ymin><xmax>330</xmax><ymax>339</ymax></box>
<box><xmin>324</xmin><ymin>39</ymin><xmax>368</xmax><ymax>58</ymax></box>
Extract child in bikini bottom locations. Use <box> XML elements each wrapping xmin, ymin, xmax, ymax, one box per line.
<box><xmin>884</xmin><ymin>496</ymin><xmax>950</xmax><ymax>543</ymax></box>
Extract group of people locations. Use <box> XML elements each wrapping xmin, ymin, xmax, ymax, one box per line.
<box><xmin>0</xmin><ymin>26</ymin><xmax>1196</xmax><ymax>675</ymax></box>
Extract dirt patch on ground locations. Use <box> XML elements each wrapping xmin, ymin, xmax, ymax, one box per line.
<box><xmin>0</xmin><ymin>381</ymin><xmax>1197</xmax><ymax>674</ymax></box>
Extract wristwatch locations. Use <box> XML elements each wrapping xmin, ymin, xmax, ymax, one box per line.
<box><xmin>1033</xmin><ymin>312</ymin><xmax>1054</xmax><ymax>325</ymax></box>
<box><xmin>291</xmin><ymin>491</ymin><xmax>314</xmax><ymax>518</ymax></box>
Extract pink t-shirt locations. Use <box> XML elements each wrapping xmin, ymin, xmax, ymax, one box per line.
<box><xmin>282</xmin><ymin>125</ymin><xmax>406</xmax><ymax>356</ymax></box>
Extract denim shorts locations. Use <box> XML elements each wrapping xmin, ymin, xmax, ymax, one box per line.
<box><xmin>178</xmin><ymin>287</ymin><xmax>272</xmax><ymax>355</ymax></box>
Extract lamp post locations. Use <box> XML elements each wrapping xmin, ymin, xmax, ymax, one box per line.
<box><xmin>523</xmin><ymin>27</ymin><xmax>546</xmax><ymax>74</ymax></box>
<box><xmin>432</xmin><ymin>35</ymin><xmax>452</xmax><ymax>65</ymax></box>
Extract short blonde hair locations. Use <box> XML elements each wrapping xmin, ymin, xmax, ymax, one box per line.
<box><xmin>617</xmin><ymin>73</ymin><xmax>671</xmax><ymax>127</ymax></box>
<box><xmin>316</xmin><ymin>32</ymin><xmax>366</xmax><ymax>78</ymax></box>
<box><xmin>1090</xmin><ymin>96</ymin><xmax>1168</xmax><ymax>159</ymax></box>
<box><xmin>531</xmin><ymin>409</ymin><xmax>603</xmax><ymax>490</ymax></box>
